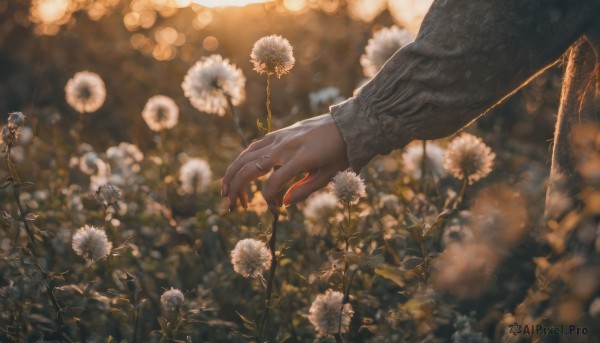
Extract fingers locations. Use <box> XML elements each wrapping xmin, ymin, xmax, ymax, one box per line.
<box><xmin>283</xmin><ymin>168</ymin><xmax>335</xmax><ymax>206</ymax></box>
<box><xmin>222</xmin><ymin>146</ymin><xmax>269</xmax><ymax>197</ymax></box>
<box><xmin>262</xmin><ymin>156</ymin><xmax>311</xmax><ymax>206</ymax></box>
<box><xmin>227</xmin><ymin>155</ymin><xmax>278</xmax><ymax>210</ymax></box>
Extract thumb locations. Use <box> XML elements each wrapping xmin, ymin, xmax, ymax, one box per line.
<box><xmin>283</xmin><ymin>169</ymin><xmax>333</xmax><ymax>206</ymax></box>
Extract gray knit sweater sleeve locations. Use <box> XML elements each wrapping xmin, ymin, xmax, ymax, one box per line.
<box><xmin>331</xmin><ymin>0</ymin><xmax>600</xmax><ymax>171</ymax></box>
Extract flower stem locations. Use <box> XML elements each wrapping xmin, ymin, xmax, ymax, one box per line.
<box><xmin>259</xmin><ymin>211</ymin><xmax>279</xmax><ymax>341</ymax></box>
<box><xmin>266</xmin><ymin>73</ymin><xmax>272</xmax><ymax>133</ymax></box>
<box><xmin>455</xmin><ymin>178</ymin><xmax>469</xmax><ymax>209</ymax></box>
<box><xmin>225</xmin><ymin>94</ymin><xmax>248</xmax><ymax>148</ymax></box>
<box><xmin>334</xmin><ymin>333</ymin><xmax>344</xmax><ymax>343</ymax></box>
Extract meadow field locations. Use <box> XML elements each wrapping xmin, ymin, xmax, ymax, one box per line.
<box><xmin>0</xmin><ymin>1</ymin><xmax>598</xmax><ymax>342</ymax></box>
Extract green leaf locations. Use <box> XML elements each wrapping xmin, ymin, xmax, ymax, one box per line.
<box><xmin>374</xmin><ymin>265</ymin><xmax>405</xmax><ymax>287</ymax></box>
<box><xmin>157</xmin><ymin>316</ymin><xmax>170</xmax><ymax>332</ymax></box>
<box><xmin>364</xmin><ymin>253</ymin><xmax>385</xmax><ymax>269</ymax></box>
<box><xmin>0</xmin><ymin>177</ymin><xmax>13</xmax><ymax>189</ymax></box>
<box><xmin>236</xmin><ymin>311</ymin><xmax>257</xmax><ymax>331</ymax></box>
<box><xmin>423</xmin><ymin>209</ymin><xmax>453</xmax><ymax>237</ymax></box>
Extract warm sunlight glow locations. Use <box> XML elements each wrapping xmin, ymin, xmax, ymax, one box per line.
<box><xmin>175</xmin><ymin>0</ymin><xmax>192</xmax><ymax>7</ymax></box>
<box><xmin>31</xmin><ymin>0</ymin><xmax>69</xmax><ymax>23</ymax></box>
<box><xmin>192</xmin><ymin>0</ymin><xmax>273</xmax><ymax>7</ymax></box>
<box><xmin>387</xmin><ymin>0</ymin><xmax>433</xmax><ymax>34</ymax></box>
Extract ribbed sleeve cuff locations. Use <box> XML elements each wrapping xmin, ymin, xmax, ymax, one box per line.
<box><xmin>330</xmin><ymin>98</ymin><xmax>414</xmax><ymax>172</ymax></box>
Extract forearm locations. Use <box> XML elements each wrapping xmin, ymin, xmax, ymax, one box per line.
<box><xmin>332</xmin><ymin>0</ymin><xmax>600</xmax><ymax>171</ymax></box>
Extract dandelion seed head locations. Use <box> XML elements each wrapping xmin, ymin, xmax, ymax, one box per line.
<box><xmin>182</xmin><ymin>55</ymin><xmax>245</xmax><ymax>116</ymax></box>
<box><xmin>402</xmin><ymin>142</ymin><xmax>447</xmax><ymax>179</ymax></box>
<box><xmin>1</xmin><ymin>112</ymin><xmax>25</xmax><ymax>149</ymax></box>
<box><xmin>160</xmin><ymin>288</ymin><xmax>184</xmax><ymax>313</ymax></box>
<box><xmin>7</xmin><ymin>112</ymin><xmax>25</xmax><ymax>127</ymax></box>
<box><xmin>106</xmin><ymin>142</ymin><xmax>144</xmax><ymax>181</ymax></box>
<box><xmin>179</xmin><ymin>158</ymin><xmax>212</xmax><ymax>194</ymax></box>
<box><xmin>360</xmin><ymin>26</ymin><xmax>414</xmax><ymax>78</ymax></box>
<box><xmin>308</xmin><ymin>289</ymin><xmax>354</xmax><ymax>335</ymax></box>
<box><xmin>230</xmin><ymin>238</ymin><xmax>271</xmax><ymax>278</ymax></box>
<box><xmin>71</xmin><ymin>225</ymin><xmax>112</xmax><ymax>262</ymax></box>
<box><xmin>331</xmin><ymin>170</ymin><xmax>366</xmax><ymax>204</ymax></box>
<box><xmin>79</xmin><ymin>151</ymin><xmax>110</xmax><ymax>177</ymax></box>
<box><xmin>443</xmin><ymin>133</ymin><xmax>495</xmax><ymax>185</ymax></box>
<box><xmin>95</xmin><ymin>183</ymin><xmax>121</xmax><ymax>207</ymax></box>
<box><xmin>65</xmin><ymin>71</ymin><xmax>106</xmax><ymax>113</ymax></box>
<box><xmin>303</xmin><ymin>192</ymin><xmax>338</xmax><ymax>222</ymax></box>
<box><xmin>108</xmin><ymin>142</ymin><xmax>144</xmax><ymax>164</ymax></box>
<box><xmin>142</xmin><ymin>95</ymin><xmax>179</xmax><ymax>132</ymax></box>
<box><xmin>250</xmin><ymin>35</ymin><xmax>295</xmax><ymax>78</ymax></box>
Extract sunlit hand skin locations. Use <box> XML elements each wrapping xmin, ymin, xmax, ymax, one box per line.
<box><xmin>221</xmin><ymin>114</ymin><xmax>349</xmax><ymax>210</ymax></box>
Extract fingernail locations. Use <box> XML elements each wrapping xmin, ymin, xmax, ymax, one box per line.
<box><xmin>221</xmin><ymin>185</ymin><xmax>228</xmax><ymax>197</ymax></box>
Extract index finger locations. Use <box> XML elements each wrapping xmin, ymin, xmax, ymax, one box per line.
<box><xmin>222</xmin><ymin>135</ymin><xmax>274</xmax><ymax>196</ymax></box>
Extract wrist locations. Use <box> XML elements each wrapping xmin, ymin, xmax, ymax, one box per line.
<box><xmin>330</xmin><ymin>98</ymin><xmax>413</xmax><ymax>172</ymax></box>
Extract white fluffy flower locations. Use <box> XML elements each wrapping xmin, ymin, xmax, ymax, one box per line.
<box><xmin>106</xmin><ymin>142</ymin><xmax>144</xmax><ymax>180</ymax></box>
<box><xmin>250</xmin><ymin>35</ymin><xmax>295</xmax><ymax>78</ymax></box>
<box><xmin>303</xmin><ymin>192</ymin><xmax>338</xmax><ymax>222</ymax></box>
<box><xmin>72</xmin><ymin>225</ymin><xmax>112</xmax><ymax>262</ymax></box>
<box><xmin>182</xmin><ymin>55</ymin><xmax>245</xmax><ymax>116</ymax></box>
<box><xmin>141</xmin><ymin>95</ymin><xmax>179</xmax><ymax>131</ymax></box>
<box><xmin>331</xmin><ymin>170</ymin><xmax>366</xmax><ymax>204</ymax></box>
<box><xmin>160</xmin><ymin>288</ymin><xmax>184</xmax><ymax>313</ymax></box>
<box><xmin>309</xmin><ymin>289</ymin><xmax>354</xmax><ymax>335</ymax></box>
<box><xmin>106</xmin><ymin>142</ymin><xmax>143</xmax><ymax>164</ymax></box>
<box><xmin>303</xmin><ymin>192</ymin><xmax>339</xmax><ymax>236</ymax></box>
<box><xmin>65</xmin><ymin>71</ymin><xmax>106</xmax><ymax>113</ymax></box>
<box><xmin>443</xmin><ymin>133</ymin><xmax>495</xmax><ymax>184</ymax></box>
<box><xmin>179</xmin><ymin>158</ymin><xmax>212</xmax><ymax>195</ymax></box>
<box><xmin>230</xmin><ymin>238</ymin><xmax>271</xmax><ymax>278</ymax></box>
<box><xmin>402</xmin><ymin>142</ymin><xmax>447</xmax><ymax>179</ymax></box>
<box><xmin>360</xmin><ymin>26</ymin><xmax>414</xmax><ymax>78</ymax></box>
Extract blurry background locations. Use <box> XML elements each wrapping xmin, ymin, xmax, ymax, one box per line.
<box><xmin>0</xmin><ymin>0</ymin><xmax>559</xmax><ymax>167</ymax></box>
<box><xmin>0</xmin><ymin>1</ymin><xmax>574</xmax><ymax>342</ymax></box>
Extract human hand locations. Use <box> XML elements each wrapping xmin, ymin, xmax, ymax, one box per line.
<box><xmin>221</xmin><ymin>114</ymin><xmax>349</xmax><ymax>210</ymax></box>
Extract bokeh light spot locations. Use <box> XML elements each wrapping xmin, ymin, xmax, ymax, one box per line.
<box><xmin>202</xmin><ymin>36</ymin><xmax>219</xmax><ymax>51</ymax></box>
<box><xmin>124</xmin><ymin>12</ymin><xmax>141</xmax><ymax>31</ymax></box>
<box><xmin>192</xmin><ymin>0</ymin><xmax>273</xmax><ymax>7</ymax></box>
<box><xmin>31</xmin><ymin>0</ymin><xmax>69</xmax><ymax>24</ymax></box>
<box><xmin>156</xmin><ymin>26</ymin><xmax>178</xmax><ymax>45</ymax></box>
<box><xmin>283</xmin><ymin>0</ymin><xmax>306</xmax><ymax>12</ymax></box>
